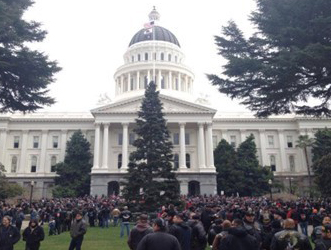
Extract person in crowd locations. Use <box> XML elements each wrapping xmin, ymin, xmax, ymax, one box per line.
<box><xmin>270</xmin><ymin>218</ymin><xmax>312</xmax><ymax>250</ymax></box>
<box><xmin>111</xmin><ymin>207</ymin><xmax>121</xmax><ymax>227</ymax></box>
<box><xmin>212</xmin><ymin>220</ymin><xmax>231</xmax><ymax>250</ymax></box>
<box><xmin>262</xmin><ymin>220</ymin><xmax>283</xmax><ymax>250</ymax></box>
<box><xmin>312</xmin><ymin>216</ymin><xmax>331</xmax><ymax>243</ymax></box>
<box><xmin>137</xmin><ymin>218</ymin><xmax>181</xmax><ymax>250</ymax></box>
<box><xmin>188</xmin><ymin>213</ymin><xmax>207</xmax><ymax>250</ymax></box>
<box><xmin>219</xmin><ymin>218</ymin><xmax>258</xmax><ymax>250</ymax></box>
<box><xmin>128</xmin><ymin>214</ymin><xmax>153</xmax><ymax>250</ymax></box>
<box><xmin>22</xmin><ymin>219</ymin><xmax>45</xmax><ymax>250</ymax></box>
<box><xmin>68</xmin><ymin>211</ymin><xmax>87</xmax><ymax>250</ymax></box>
<box><xmin>48</xmin><ymin>217</ymin><xmax>56</xmax><ymax>236</ymax></box>
<box><xmin>15</xmin><ymin>207</ymin><xmax>25</xmax><ymax>231</ymax></box>
<box><xmin>298</xmin><ymin>208</ymin><xmax>309</xmax><ymax>236</ymax></box>
<box><xmin>120</xmin><ymin>206</ymin><xmax>132</xmax><ymax>238</ymax></box>
<box><xmin>0</xmin><ymin>216</ymin><xmax>20</xmax><ymax>250</ymax></box>
<box><xmin>169</xmin><ymin>213</ymin><xmax>192</xmax><ymax>250</ymax></box>
<box><xmin>208</xmin><ymin>218</ymin><xmax>223</xmax><ymax>246</ymax></box>
<box><xmin>315</xmin><ymin>224</ymin><xmax>331</xmax><ymax>250</ymax></box>
<box><xmin>200</xmin><ymin>204</ymin><xmax>214</xmax><ymax>233</ymax></box>
<box><xmin>243</xmin><ymin>209</ymin><xmax>263</xmax><ymax>248</ymax></box>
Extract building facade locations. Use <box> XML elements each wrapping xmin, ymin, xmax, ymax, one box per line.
<box><xmin>0</xmin><ymin>9</ymin><xmax>330</xmax><ymax>198</ymax></box>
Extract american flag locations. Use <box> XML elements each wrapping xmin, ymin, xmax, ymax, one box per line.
<box><xmin>144</xmin><ymin>20</ymin><xmax>155</xmax><ymax>29</ymax></box>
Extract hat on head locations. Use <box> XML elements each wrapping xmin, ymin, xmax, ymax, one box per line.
<box><xmin>154</xmin><ymin>218</ymin><xmax>166</xmax><ymax>229</ymax></box>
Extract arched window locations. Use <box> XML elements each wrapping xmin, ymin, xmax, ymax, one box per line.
<box><xmin>31</xmin><ymin>155</ymin><xmax>37</xmax><ymax>172</ymax></box>
<box><xmin>270</xmin><ymin>155</ymin><xmax>276</xmax><ymax>171</ymax></box>
<box><xmin>160</xmin><ymin>53</ymin><xmax>164</xmax><ymax>61</ymax></box>
<box><xmin>118</xmin><ymin>154</ymin><xmax>122</xmax><ymax>169</ymax></box>
<box><xmin>174</xmin><ymin>154</ymin><xmax>179</xmax><ymax>170</ymax></box>
<box><xmin>51</xmin><ymin>156</ymin><xmax>57</xmax><ymax>172</ymax></box>
<box><xmin>153</xmin><ymin>52</ymin><xmax>156</xmax><ymax>60</ymax></box>
<box><xmin>186</xmin><ymin>154</ymin><xmax>191</xmax><ymax>168</ymax></box>
<box><xmin>168</xmin><ymin>54</ymin><xmax>171</xmax><ymax>61</ymax></box>
<box><xmin>131</xmin><ymin>55</ymin><xmax>134</xmax><ymax>62</ymax></box>
<box><xmin>11</xmin><ymin>156</ymin><xmax>17</xmax><ymax>173</ymax></box>
<box><xmin>145</xmin><ymin>52</ymin><xmax>148</xmax><ymax>61</ymax></box>
<box><xmin>175</xmin><ymin>56</ymin><xmax>178</xmax><ymax>62</ymax></box>
<box><xmin>138</xmin><ymin>54</ymin><xmax>141</xmax><ymax>61</ymax></box>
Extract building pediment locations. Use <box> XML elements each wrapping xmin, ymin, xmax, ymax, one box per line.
<box><xmin>91</xmin><ymin>94</ymin><xmax>217</xmax><ymax>115</ymax></box>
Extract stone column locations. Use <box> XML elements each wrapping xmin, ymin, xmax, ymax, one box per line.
<box><xmin>178</xmin><ymin>72</ymin><xmax>181</xmax><ymax>91</ymax></box>
<box><xmin>168</xmin><ymin>71</ymin><xmax>172</xmax><ymax>90</ymax></box>
<box><xmin>128</xmin><ymin>73</ymin><xmax>131</xmax><ymax>91</ymax></box>
<box><xmin>185</xmin><ymin>75</ymin><xmax>188</xmax><ymax>92</ymax></box>
<box><xmin>278</xmin><ymin>130</ymin><xmax>287</xmax><ymax>172</ymax></box>
<box><xmin>115</xmin><ymin>78</ymin><xmax>119</xmax><ymax>95</ymax></box>
<box><xmin>198</xmin><ymin>123</ymin><xmax>206</xmax><ymax>169</ymax></box>
<box><xmin>60</xmin><ymin>130</ymin><xmax>67</xmax><ymax>161</ymax></box>
<box><xmin>121</xmin><ymin>123</ymin><xmax>129</xmax><ymax>170</ymax></box>
<box><xmin>147</xmin><ymin>70</ymin><xmax>151</xmax><ymax>84</ymax></box>
<box><xmin>136</xmin><ymin>71</ymin><xmax>140</xmax><ymax>90</ymax></box>
<box><xmin>93</xmin><ymin>123</ymin><xmax>101</xmax><ymax>169</ymax></box>
<box><xmin>102</xmin><ymin>123</ymin><xmax>109</xmax><ymax>169</ymax></box>
<box><xmin>259</xmin><ymin>129</ymin><xmax>267</xmax><ymax>166</ymax></box>
<box><xmin>158</xmin><ymin>70</ymin><xmax>162</xmax><ymax>89</ymax></box>
<box><xmin>179</xmin><ymin>123</ymin><xmax>186</xmax><ymax>170</ymax></box>
<box><xmin>206</xmin><ymin>123</ymin><xmax>215</xmax><ymax>169</ymax></box>
<box><xmin>19</xmin><ymin>130</ymin><xmax>29</xmax><ymax>173</ymax></box>
<box><xmin>0</xmin><ymin>129</ymin><xmax>7</xmax><ymax>166</ymax></box>
<box><xmin>120</xmin><ymin>75</ymin><xmax>124</xmax><ymax>93</ymax></box>
<box><xmin>39</xmin><ymin>130</ymin><xmax>48</xmax><ymax>173</ymax></box>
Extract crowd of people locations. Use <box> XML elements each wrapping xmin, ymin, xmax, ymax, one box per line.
<box><xmin>0</xmin><ymin>195</ymin><xmax>331</xmax><ymax>249</ymax></box>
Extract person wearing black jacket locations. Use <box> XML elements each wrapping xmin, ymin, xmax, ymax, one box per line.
<box><xmin>22</xmin><ymin>219</ymin><xmax>45</xmax><ymax>250</ymax></box>
<box><xmin>137</xmin><ymin>218</ymin><xmax>181</xmax><ymax>250</ymax></box>
<box><xmin>169</xmin><ymin>213</ymin><xmax>192</xmax><ymax>250</ymax></box>
<box><xmin>128</xmin><ymin>214</ymin><xmax>153</xmax><ymax>250</ymax></box>
<box><xmin>0</xmin><ymin>216</ymin><xmax>20</xmax><ymax>250</ymax></box>
<box><xmin>315</xmin><ymin>224</ymin><xmax>331</xmax><ymax>250</ymax></box>
<box><xmin>188</xmin><ymin>214</ymin><xmax>207</xmax><ymax>250</ymax></box>
<box><xmin>219</xmin><ymin>219</ymin><xmax>258</xmax><ymax>250</ymax></box>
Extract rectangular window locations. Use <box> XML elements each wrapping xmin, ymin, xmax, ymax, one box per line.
<box><xmin>185</xmin><ymin>133</ymin><xmax>190</xmax><ymax>145</ymax></box>
<box><xmin>230</xmin><ymin>135</ymin><xmax>236</xmax><ymax>147</ymax></box>
<box><xmin>129</xmin><ymin>133</ymin><xmax>135</xmax><ymax>145</ymax></box>
<box><xmin>33</xmin><ymin>136</ymin><xmax>39</xmax><ymax>149</ymax></box>
<box><xmin>267</xmin><ymin>135</ymin><xmax>274</xmax><ymax>147</ymax></box>
<box><xmin>118</xmin><ymin>133</ymin><xmax>123</xmax><ymax>145</ymax></box>
<box><xmin>287</xmin><ymin>136</ymin><xmax>293</xmax><ymax>148</ymax></box>
<box><xmin>213</xmin><ymin>135</ymin><xmax>218</xmax><ymax>149</ymax></box>
<box><xmin>173</xmin><ymin>133</ymin><xmax>179</xmax><ymax>145</ymax></box>
<box><xmin>13</xmin><ymin>136</ymin><xmax>20</xmax><ymax>148</ymax></box>
<box><xmin>52</xmin><ymin>136</ymin><xmax>59</xmax><ymax>148</ymax></box>
<box><xmin>289</xmin><ymin>155</ymin><xmax>295</xmax><ymax>172</ymax></box>
<box><xmin>31</xmin><ymin>156</ymin><xmax>37</xmax><ymax>172</ymax></box>
<box><xmin>270</xmin><ymin>155</ymin><xmax>276</xmax><ymax>171</ymax></box>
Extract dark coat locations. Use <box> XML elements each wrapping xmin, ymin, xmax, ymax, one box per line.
<box><xmin>22</xmin><ymin>225</ymin><xmax>45</xmax><ymax>250</ymax></box>
<box><xmin>0</xmin><ymin>225</ymin><xmax>20</xmax><ymax>250</ymax></box>
<box><xmin>169</xmin><ymin>222</ymin><xmax>192</xmax><ymax>250</ymax></box>
<box><xmin>314</xmin><ymin>238</ymin><xmax>331</xmax><ymax>250</ymax></box>
<box><xmin>137</xmin><ymin>232</ymin><xmax>181</xmax><ymax>250</ymax></box>
<box><xmin>127</xmin><ymin>222</ymin><xmax>153</xmax><ymax>250</ymax></box>
<box><xmin>270</xmin><ymin>229</ymin><xmax>312</xmax><ymax>250</ymax></box>
<box><xmin>188</xmin><ymin>220</ymin><xmax>207</xmax><ymax>250</ymax></box>
<box><xmin>70</xmin><ymin>219</ymin><xmax>87</xmax><ymax>239</ymax></box>
<box><xmin>219</xmin><ymin>226</ymin><xmax>259</xmax><ymax>250</ymax></box>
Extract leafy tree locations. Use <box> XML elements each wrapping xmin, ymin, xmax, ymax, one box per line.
<box><xmin>312</xmin><ymin>153</ymin><xmax>331</xmax><ymax>197</ymax></box>
<box><xmin>296</xmin><ymin>135</ymin><xmax>314</xmax><ymax>196</ymax></box>
<box><xmin>214</xmin><ymin>139</ymin><xmax>239</xmax><ymax>195</ymax></box>
<box><xmin>312</xmin><ymin>128</ymin><xmax>331</xmax><ymax>162</ymax></box>
<box><xmin>237</xmin><ymin>134</ymin><xmax>272</xmax><ymax>196</ymax></box>
<box><xmin>122</xmin><ymin>81</ymin><xmax>180</xmax><ymax>212</ymax></box>
<box><xmin>53</xmin><ymin>130</ymin><xmax>92</xmax><ymax>197</ymax></box>
<box><xmin>0</xmin><ymin>0</ymin><xmax>61</xmax><ymax>113</ymax></box>
<box><xmin>208</xmin><ymin>0</ymin><xmax>331</xmax><ymax>117</ymax></box>
<box><xmin>0</xmin><ymin>163</ymin><xmax>23</xmax><ymax>200</ymax></box>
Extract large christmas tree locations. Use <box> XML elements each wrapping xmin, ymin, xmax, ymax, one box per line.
<box><xmin>122</xmin><ymin>81</ymin><xmax>180</xmax><ymax>212</ymax></box>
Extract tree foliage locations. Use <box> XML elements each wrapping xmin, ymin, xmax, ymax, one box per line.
<box><xmin>0</xmin><ymin>0</ymin><xmax>61</xmax><ymax>113</ymax></box>
<box><xmin>312</xmin><ymin>128</ymin><xmax>331</xmax><ymax>162</ymax></box>
<box><xmin>53</xmin><ymin>130</ymin><xmax>92</xmax><ymax>197</ymax></box>
<box><xmin>0</xmin><ymin>163</ymin><xmax>23</xmax><ymax>200</ymax></box>
<box><xmin>312</xmin><ymin>153</ymin><xmax>331</xmax><ymax>197</ymax></box>
<box><xmin>208</xmin><ymin>0</ymin><xmax>331</xmax><ymax>117</ymax></box>
<box><xmin>214</xmin><ymin>135</ymin><xmax>273</xmax><ymax>196</ymax></box>
<box><xmin>122</xmin><ymin>81</ymin><xmax>180</xmax><ymax>212</ymax></box>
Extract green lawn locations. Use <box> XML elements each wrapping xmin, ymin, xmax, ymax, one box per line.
<box><xmin>16</xmin><ymin>225</ymin><xmax>130</xmax><ymax>250</ymax></box>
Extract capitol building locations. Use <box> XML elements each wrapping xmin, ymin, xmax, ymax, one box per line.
<box><xmin>0</xmin><ymin>8</ymin><xmax>330</xmax><ymax>198</ymax></box>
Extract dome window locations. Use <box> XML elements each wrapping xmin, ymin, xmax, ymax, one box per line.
<box><xmin>175</xmin><ymin>56</ymin><xmax>178</xmax><ymax>63</ymax></box>
<box><xmin>168</xmin><ymin>54</ymin><xmax>171</xmax><ymax>61</ymax></box>
<box><xmin>153</xmin><ymin>52</ymin><xmax>156</xmax><ymax>60</ymax></box>
<box><xmin>138</xmin><ymin>54</ymin><xmax>141</xmax><ymax>61</ymax></box>
<box><xmin>160</xmin><ymin>53</ymin><xmax>164</xmax><ymax>61</ymax></box>
<box><xmin>145</xmin><ymin>53</ymin><xmax>148</xmax><ymax>61</ymax></box>
<box><xmin>132</xmin><ymin>56</ymin><xmax>134</xmax><ymax>62</ymax></box>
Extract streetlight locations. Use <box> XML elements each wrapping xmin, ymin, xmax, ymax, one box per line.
<box><xmin>29</xmin><ymin>181</ymin><xmax>35</xmax><ymax>207</ymax></box>
<box><xmin>286</xmin><ymin>177</ymin><xmax>294</xmax><ymax>194</ymax></box>
<box><xmin>268</xmin><ymin>179</ymin><xmax>273</xmax><ymax>200</ymax></box>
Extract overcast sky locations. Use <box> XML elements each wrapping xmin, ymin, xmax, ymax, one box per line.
<box><xmin>24</xmin><ymin>0</ymin><xmax>257</xmax><ymax>113</ymax></box>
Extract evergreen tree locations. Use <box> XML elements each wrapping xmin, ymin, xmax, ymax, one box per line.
<box><xmin>0</xmin><ymin>0</ymin><xmax>60</xmax><ymax>113</ymax></box>
<box><xmin>208</xmin><ymin>0</ymin><xmax>331</xmax><ymax>117</ymax></box>
<box><xmin>237</xmin><ymin>134</ymin><xmax>272</xmax><ymax>196</ymax></box>
<box><xmin>214</xmin><ymin>139</ymin><xmax>239</xmax><ymax>195</ymax></box>
<box><xmin>312</xmin><ymin>153</ymin><xmax>331</xmax><ymax>197</ymax></box>
<box><xmin>53</xmin><ymin>130</ymin><xmax>92</xmax><ymax>197</ymax></box>
<box><xmin>0</xmin><ymin>163</ymin><xmax>23</xmax><ymax>200</ymax></box>
<box><xmin>122</xmin><ymin>81</ymin><xmax>180</xmax><ymax>212</ymax></box>
<box><xmin>312</xmin><ymin>128</ymin><xmax>331</xmax><ymax>162</ymax></box>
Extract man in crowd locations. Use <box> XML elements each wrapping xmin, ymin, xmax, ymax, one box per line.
<box><xmin>270</xmin><ymin>218</ymin><xmax>312</xmax><ymax>250</ymax></box>
<box><xmin>22</xmin><ymin>219</ymin><xmax>45</xmax><ymax>250</ymax></box>
<box><xmin>188</xmin><ymin>213</ymin><xmax>207</xmax><ymax>250</ymax></box>
<box><xmin>312</xmin><ymin>216</ymin><xmax>331</xmax><ymax>243</ymax></box>
<box><xmin>120</xmin><ymin>206</ymin><xmax>132</xmax><ymax>238</ymax></box>
<box><xmin>0</xmin><ymin>216</ymin><xmax>20</xmax><ymax>250</ymax></box>
<box><xmin>128</xmin><ymin>214</ymin><xmax>153</xmax><ymax>250</ymax></box>
<box><xmin>315</xmin><ymin>224</ymin><xmax>331</xmax><ymax>250</ymax></box>
<box><xmin>169</xmin><ymin>213</ymin><xmax>192</xmax><ymax>250</ymax></box>
<box><xmin>137</xmin><ymin>218</ymin><xmax>181</xmax><ymax>250</ymax></box>
<box><xmin>68</xmin><ymin>211</ymin><xmax>87</xmax><ymax>250</ymax></box>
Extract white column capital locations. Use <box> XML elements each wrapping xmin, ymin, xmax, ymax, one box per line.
<box><xmin>206</xmin><ymin>122</ymin><xmax>213</xmax><ymax>127</ymax></box>
<box><xmin>94</xmin><ymin>123</ymin><xmax>101</xmax><ymax>127</ymax></box>
<box><xmin>179</xmin><ymin>122</ymin><xmax>186</xmax><ymax>127</ymax></box>
<box><xmin>197</xmin><ymin>122</ymin><xmax>205</xmax><ymax>127</ymax></box>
